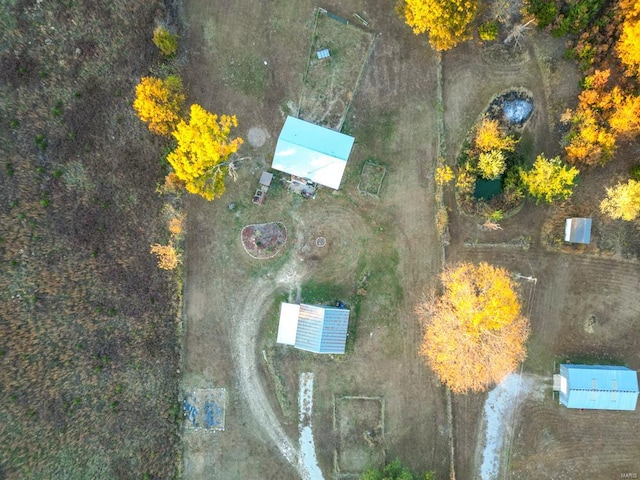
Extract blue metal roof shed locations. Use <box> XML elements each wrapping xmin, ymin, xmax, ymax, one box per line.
<box><xmin>271</xmin><ymin>116</ymin><xmax>355</xmax><ymax>190</ymax></box>
<box><xmin>564</xmin><ymin>218</ymin><xmax>592</xmax><ymax>244</ymax></box>
<box><xmin>559</xmin><ymin>364</ymin><xmax>639</xmax><ymax>411</ymax></box>
<box><xmin>276</xmin><ymin>302</ymin><xmax>349</xmax><ymax>354</ymax></box>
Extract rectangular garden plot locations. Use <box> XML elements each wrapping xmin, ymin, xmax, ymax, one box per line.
<box><xmin>298</xmin><ymin>9</ymin><xmax>375</xmax><ymax>130</ymax></box>
<box><xmin>183</xmin><ymin>388</ymin><xmax>226</xmax><ymax>431</ymax></box>
<box><xmin>333</xmin><ymin>396</ymin><xmax>385</xmax><ymax>477</ymax></box>
<box><xmin>358</xmin><ymin>161</ymin><xmax>387</xmax><ymax>197</ymax></box>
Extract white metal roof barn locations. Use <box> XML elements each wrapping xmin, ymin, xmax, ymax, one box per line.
<box><xmin>558</xmin><ymin>364</ymin><xmax>639</xmax><ymax>410</ymax></box>
<box><xmin>271</xmin><ymin>116</ymin><xmax>355</xmax><ymax>190</ymax></box>
<box><xmin>276</xmin><ymin>302</ymin><xmax>349</xmax><ymax>354</ymax></box>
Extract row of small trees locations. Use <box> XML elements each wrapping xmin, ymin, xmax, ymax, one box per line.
<box><xmin>134</xmin><ymin>26</ymin><xmax>243</xmax><ymax>202</ymax></box>
<box><xmin>134</xmin><ymin>27</ymin><xmax>244</xmax><ymax>270</ymax></box>
<box><xmin>133</xmin><ymin>75</ymin><xmax>243</xmax><ymax>201</ymax></box>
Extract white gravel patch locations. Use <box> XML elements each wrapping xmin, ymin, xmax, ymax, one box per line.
<box><xmin>247</xmin><ymin>127</ymin><xmax>268</xmax><ymax>147</ymax></box>
<box><xmin>480</xmin><ymin>373</ymin><xmax>534</xmax><ymax>480</ymax></box>
<box><xmin>299</xmin><ymin>372</ymin><xmax>324</xmax><ymax>480</ymax></box>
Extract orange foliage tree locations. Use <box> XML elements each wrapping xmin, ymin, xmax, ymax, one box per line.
<box><xmin>404</xmin><ymin>0</ymin><xmax>479</xmax><ymax>51</ymax></box>
<box><xmin>609</xmin><ymin>94</ymin><xmax>640</xmax><ymax>138</ymax></box>
<box><xmin>564</xmin><ymin>69</ymin><xmax>618</xmax><ymax>165</ymax></box>
<box><xmin>418</xmin><ymin>262</ymin><xmax>530</xmax><ymax>394</ymax></box>
<box><xmin>133</xmin><ymin>76</ymin><xmax>185</xmax><ymax>136</ymax></box>
<box><xmin>167</xmin><ymin>104</ymin><xmax>243</xmax><ymax>201</ymax></box>
<box><xmin>150</xmin><ymin>243</ymin><xmax>180</xmax><ymax>270</ymax></box>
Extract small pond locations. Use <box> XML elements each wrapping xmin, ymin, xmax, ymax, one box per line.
<box><xmin>487</xmin><ymin>89</ymin><xmax>534</xmax><ymax>127</ymax></box>
<box><xmin>474</xmin><ymin>177</ymin><xmax>503</xmax><ymax>200</ymax></box>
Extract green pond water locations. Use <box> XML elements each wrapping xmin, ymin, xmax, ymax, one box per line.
<box><xmin>474</xmin><ymin>178</ymin><xmax>502</xmax><ymax>200</ymax></box>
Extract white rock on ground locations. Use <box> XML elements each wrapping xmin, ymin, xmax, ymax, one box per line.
<box><xmin>299</xmin><ymin>372</ymin><xmax>324</xmax><ymax>480</ymax></box>
<box><xmin>480</xmin><ymin>373</ymin><xmax>534</xmax><ymax>480</ymax></box>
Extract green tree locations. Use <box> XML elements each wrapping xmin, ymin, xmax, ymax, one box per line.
<box><xmin>153</xmin><ymin>26</ymin><xmax>178</xmax><ymax>57</ymax></box>
<box><xmin>520</xmin><ymin>155</ymin><xmax>579</xmax><ymax>203</ymax></box>
<box><xmin>404</xmin><ymin>0</ymin><xmax>479</xmax><ymax>51</ymax></box>
<box><xmin>167</xmin><ymin>104</ymin><xmax>243</xmax><ymax>201</ymax></box>
<box><xmin>600</xmin><ymin>179</ymin><xmax>640</xmax><ymax>220</ymax></box>
<box><xmin>361</xmin><ymin>459</ymin><xmax>435</xmax><ymax>480</ymax></box>
<box><xmin>477</xmin><ymin>150</ymin><xmax>507</xmax><ymax>180</ymax></box>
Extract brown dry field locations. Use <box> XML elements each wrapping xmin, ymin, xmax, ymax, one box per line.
<box><xmin>0</xmin><ymin>0</ymin><xmax>184</xmax><ymax>478</ymax></box>
<box><xmin>180</xmin><ymin>2</ymin><xmax>640</xmax><ymax>480</ymax></box>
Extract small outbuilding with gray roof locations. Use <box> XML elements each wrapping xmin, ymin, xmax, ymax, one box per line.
<box><xmin>558</xmin><ymin>364</ymin><xmax>639</xmax><ymax>411</ymax></box>
<box><xmin>276</xmin><ymin>302</ymin><xmax>349</xmax><ymax>354</ymax></box>
<box><xmin>564</xmin><ymin>217</ymin><xmax>592</xmax><ymax>244</ymax></box>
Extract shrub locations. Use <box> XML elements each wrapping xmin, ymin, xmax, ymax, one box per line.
<box><xmin>478</xmin><ymin>21</ymin><xmax>499</xmax><ymax>41</ymax></box>
<box><xmin>477</xmin><ymin>150</ymin><xmax>506</xmax><ymax>180</ymax></box>
<box><xmin>153</xmin><ymin>26</ymin><xmax>178</xmax><ymax>57</ymax></box>
<box><xmin>630</xmin><ymin>164</ymin><xmax>640</xmax><ymax>181</ymax></box>
<box><xmin>150</xmin><ymin>243</ymin><xmax>180</xmax><ymax>270</ymax></box>
<box><xmin>435</xmin><ymin>165</ymin><xmax>454</xmax><ymax>185</ymax></box>
<box><xmin>525</xmin><ymin>0</ymin><xmax>558</xmax><ymax>28</ymax></box>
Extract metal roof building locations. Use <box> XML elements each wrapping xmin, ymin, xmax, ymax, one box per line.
<box><xmin>559</xmin><ymin>364</ymin><xmax>639</xmax><ymax>410</ymax></box>
<box><xmin>276</xmin><ymin>302</ymin><xmax>349</xmax><ymax>354</ymax></box>
<box><xmin>564</xmin><ymin>218</ymin><xmax>592</xmax><ymax>244</ymax></box>
<box><xmin>271</xmin><ymin>116</ymin><xmax>355</xmax><ymax>190</ymax></box>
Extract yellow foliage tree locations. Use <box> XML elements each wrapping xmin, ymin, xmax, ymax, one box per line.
<box><xmin>477</xmin><ymin>150</ymin><xmax>507</xmax><ymax>180</ymax></box>
<box><xmin>418</xmin><ymin>262</ymin><xmax>529</xmax><ymax>394</ymax></box>
<box><xmin>150</xmin><ymin>243</ymin><xmax>180</xmax><ymax>270</ymax></box>
<box><xmin>600</xmin><ymin>179</ymin><xmax>640</xmax><ymax>221</ymax></box>
<box><xmin>167</xmin><ymin>104</ymin><xmax>243</xmax><ymax>201</ymax></box>
<box><xmin>474</xmin><ymin>117</ymin><xmax>517</xmax><ymax>153</ymax></box>
<box><xmin>404</xmin><ymin>0</ymin><xmax>479</xmax><ymax>51</ymax></box>
<box><xmin>435</xmin><ymin>165</ymin><xmax>454</xmax><ymax>185</ymax></box>
<box><xmin>520</xmin><ymin>154</ymin><xmax>579</xmax><ymax>203</ymax></box>
<box><xmin>133</xmin><ymin>76</ymin><xmax>185</xmax><ymax>136</ymax></box>
<box><xmin>563</xmin><ymin>69</ymin><xmax>639</xmax><ymax>165</ymax></box>
<box><xmin>609</xmin><ymin>94</ymin><xmax>640</xmax><ymax>138</ymax></box>
<box><xmin>616</xmin><ymin>0</ymin><xmax>640</xmax><ymax>78</ymax></box>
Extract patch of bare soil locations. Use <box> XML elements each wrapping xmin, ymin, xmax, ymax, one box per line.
<box><xmin>241</xmin><ymin>222</ymin><xmax>288</xmax><ymax>259</ymax></box>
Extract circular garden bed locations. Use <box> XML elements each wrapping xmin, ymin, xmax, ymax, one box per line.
<box><xmin>240</xmin><ymin>222</ymin><xmax>288</xmax><ymax>259</ymax></box>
